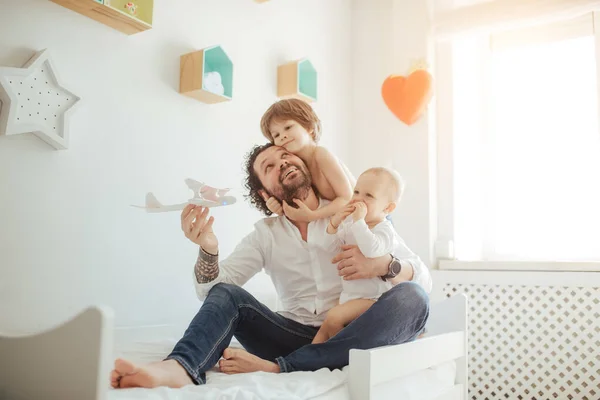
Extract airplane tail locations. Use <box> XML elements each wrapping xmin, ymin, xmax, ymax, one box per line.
<box><xmin>145</xmin><ymin>192</ymin><xmax>162</xmax><ymax>208</ymax></box>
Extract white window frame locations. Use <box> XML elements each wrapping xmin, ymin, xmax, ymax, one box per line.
<box><xmin>434</xmin><ymin>11</ymin><xmax>600</xmax><ymax>272</ymax></box>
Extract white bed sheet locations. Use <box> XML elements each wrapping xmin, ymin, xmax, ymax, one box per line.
<box><xmin>108</xmin><ymin>338</ymin><xmax>456</xmax><ymax>400</ymax></box>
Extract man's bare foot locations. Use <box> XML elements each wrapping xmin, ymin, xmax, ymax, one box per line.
<box><xmin>218</xmin><ymin>348</ymin><xmax>280</xmax><ymax>375</ymax></box>
<box><xmin>110</xmin><ymin>358</ymin><xmax>194</xmax><ymax>389</ymax></box>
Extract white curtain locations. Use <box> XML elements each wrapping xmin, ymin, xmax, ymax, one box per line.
<box><xmin>434</xmin><ymin>0</ymin><xmax>600</xmax><ymax>39</ymax></box>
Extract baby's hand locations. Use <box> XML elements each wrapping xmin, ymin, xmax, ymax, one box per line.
<box><xmin>260</xmin><ymin>191</ymin><xmax>283</xmax><ymax>216</ymax></box>
<box><xmin>351</xmin><ymin>202</ymin><xmax>367</xmax><ymax>222</ymax></box>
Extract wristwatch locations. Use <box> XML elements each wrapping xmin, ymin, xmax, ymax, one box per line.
<box><xmin>382</xmin><ymin>255</ymin><xmax>402</xmax><ymax>281</ymax></box>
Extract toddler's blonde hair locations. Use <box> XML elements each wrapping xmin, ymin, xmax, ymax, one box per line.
<box><xmin>362</xmin><ymin>167</ymin><xmax>405</xmax><ymax>203</ymax></box>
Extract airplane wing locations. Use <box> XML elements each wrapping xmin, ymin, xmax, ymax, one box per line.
<box><xmin>200</xmin><ymin>185</ymin><xmax>220</xmax><ymax>202</ymax></box>
<box><xmin>185</xmin><ymin>178</ymin><xmax>231</xmax><ymax>200</ymax></box>
<box><xmin>184</xmin><ymin>178</ymin><xmax>205</xmax><ymax>195</ymax></box>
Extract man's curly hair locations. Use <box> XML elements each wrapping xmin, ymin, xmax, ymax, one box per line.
<box><xmin>243</xmin><ymin>142</ymin><xmax>275</xmax><ymax>216</ymax></box>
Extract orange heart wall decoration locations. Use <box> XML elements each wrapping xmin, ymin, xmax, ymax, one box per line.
<box><xmin>381</xmin><ymin>69</ymin><xmax>433</xmax><ymax>126</ymax></box>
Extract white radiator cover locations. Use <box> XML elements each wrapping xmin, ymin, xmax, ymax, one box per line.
<box><xmin>432</xmin><ymin>270</ymin><xmax>600</xmax><ymax>400</ymax></box>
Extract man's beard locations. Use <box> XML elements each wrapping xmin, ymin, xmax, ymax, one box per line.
<box><xmin>274</xmin><ymin>164</ymin><xmax>312</xmax><ymax>207</ymax></box>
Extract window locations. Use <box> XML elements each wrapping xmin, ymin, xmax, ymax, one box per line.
<box><xmin>437</xmin><ymin>13</ymin><xmax>600</xmax><ymax>265</ymax></box>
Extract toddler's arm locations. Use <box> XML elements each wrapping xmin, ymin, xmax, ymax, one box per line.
<box><xmin>310</xmin><ymin>147</ymin><xmax>353</xmax><ymax>219</ymax></box>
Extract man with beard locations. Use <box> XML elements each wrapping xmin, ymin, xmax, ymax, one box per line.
<box><xmin>110</xmin><ymin>143</ymin><xmax>432</xmax><ymax>389</ymax></box>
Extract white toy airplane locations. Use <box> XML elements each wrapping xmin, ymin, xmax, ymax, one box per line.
<box><xmin>132</xmin><ymin>178</ymin><xmax>237</xmax><ymax>213</ymax></box>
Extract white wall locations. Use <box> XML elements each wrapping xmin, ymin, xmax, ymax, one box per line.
<box><xmin>0</xmin><ymin>0</ymin><xmax>352</xmax><ymax>333</ymax></box>
<box><xmin>349</xmin><ymin>0</ymin><xmax>437</xmax><ymax>266</ymax></box>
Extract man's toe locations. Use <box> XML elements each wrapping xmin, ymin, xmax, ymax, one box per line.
<box><xmin>222</xmin><ymin>348</ymin><xmax>238</xmax><ymax>359</ymax></box>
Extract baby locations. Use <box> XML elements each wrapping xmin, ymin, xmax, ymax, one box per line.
<box><xmin>312</xmin><ymin>167</ymin><xmax>404</xmax><ymax>344</ymax></box>
<box><xmin>259</xmin><ymin>98</ymin><xmax>355</xmax><ymax>221</ymax></box>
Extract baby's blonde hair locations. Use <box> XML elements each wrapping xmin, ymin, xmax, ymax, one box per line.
<box><xmin>260</xmin><ymin>99</ymin><xmax>322</xmax><ymax>143</ymax></box>
<box><xmin>362</xmin><ymin>167</ymin><xmax>405</xmax><ymax>203</ymax></box>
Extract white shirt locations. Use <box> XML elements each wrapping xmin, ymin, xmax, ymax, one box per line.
<box><xmin>322</xmin><ymin>219</ymin><xmax>399</xmax><ymax>303</ymax></box>
<box><xmin>194</xmin><ymin>204</ymin><xmax>433</xmax><ymax>327</ymax></box>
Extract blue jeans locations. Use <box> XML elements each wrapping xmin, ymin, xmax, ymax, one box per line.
<box><xmin>166</xmin><ymin>282</ymin><xmax>429</xmax><ymax>384</ymax></box>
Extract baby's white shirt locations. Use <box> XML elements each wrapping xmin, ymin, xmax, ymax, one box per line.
<box><xmin>323</xmin><ymin>218</ymin><xmax>398</xmax><ymax>303</ymax></box>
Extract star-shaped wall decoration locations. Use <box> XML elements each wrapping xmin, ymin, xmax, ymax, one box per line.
<box><xmin>0</xmin><ymin>49</ymin><xmax>80</xmax><ymax>150</ymax></box>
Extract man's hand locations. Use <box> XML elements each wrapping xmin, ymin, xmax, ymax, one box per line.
<box><xmin>181</xmin><ymin>204</ymin><xmax>218</xmax><ymax>254</ymax></box>
<box><xmin>331</xmin><ymin>244</ymin><xmax>389</xmax><ymax>280</ymax></box>
<box><xmin>282</xmin><ymin>199</ymin><xmax>317</xmax><ymax>222</ymax></box>
<box><xmin>351</xmin><ymin>202</ymin><xmax>367</xmax><ymax>222</ymax></box>
<box><xmin>260</xmin><ymin>191</ymin><xmax>284</xmax><ymax>216</ymax></box>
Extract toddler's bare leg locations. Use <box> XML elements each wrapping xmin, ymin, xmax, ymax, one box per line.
<box><xmin>311</xmin><ymin>325</ymin><xmax>331</xmax><ymax>344</ymax></box>
<box><xmin>311</xmin><ymin>299</ymin><xmax>375</xmax><ymax>344</ymax></box>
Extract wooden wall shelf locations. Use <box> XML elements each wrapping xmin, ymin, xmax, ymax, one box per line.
<box><xmin>277</xmin><ymin>58</ymin><xmax>317</xmax><ymax>103</ymax></box>
<box><xmin>50</xmin><ymin>0</ymin><xmax>152</xmax><ymax>35</ymax></box>
<box><xmin>180</xmin><ymin>46</ymin><xmax>234</xmax><ymax>104</ymax></box>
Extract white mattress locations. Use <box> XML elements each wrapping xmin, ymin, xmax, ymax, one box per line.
<box><xmin>108</xmin><ymin>337</ymin><xmax>456</xmax><ymax>400</ymax></box>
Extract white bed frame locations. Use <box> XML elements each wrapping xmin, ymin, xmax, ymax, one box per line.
<box><xmin>0</xmin><ymin>306</ymin><xmax>114</xmax><ymax>400</ymax></box>
<box><xmin>349</xmin><ymin>293</ymin><xmax>468</xmax><ymax>400</ymax></box>
<box><xmin>0</xmin><ymin>295</ymin><xmax>467</xmax><ymax>400</ymax></box>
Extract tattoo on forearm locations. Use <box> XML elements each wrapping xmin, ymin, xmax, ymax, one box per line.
<box><xmin>194</xmin><ymin>248</ymin><xmax>219</xmax><ymax>284</ymax></box>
